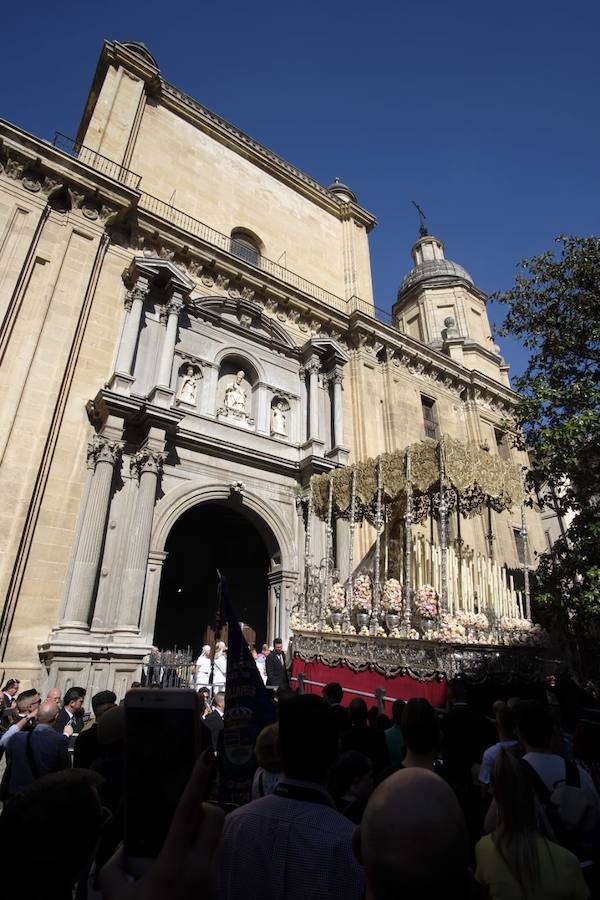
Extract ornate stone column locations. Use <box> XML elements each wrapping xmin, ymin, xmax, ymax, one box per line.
<box><xmin>306</xmin><ymin>358</ymin><xmax>321</xmax><ymax>442</ymax></box>
<box><xmin>115</xmin><ymin>277</ymin><xmax>149</xmax><ymax>376</ymax></box>
<box><xmin>330</xmin><ymin>369</ymin><xmax>344</xmax><ymax>448</ymax></box>
<box><xmin>60</xmin><ymin>436</ymin><xmax>121</xmax><ymax>630</ymax></box>
<box><xmin>115</xmin><ymin>447</ymin><xmax>165</xmax><ymax>633</ymax></box>
<box><xmin>157</xmin><ymin>294</ymin><xmax>184</xmax><ymax>388</ymax></box>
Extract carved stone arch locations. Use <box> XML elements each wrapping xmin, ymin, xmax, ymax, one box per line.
<box><xmin>190</xmin><ymin>295</ymin><xmax>297</xmax><ymax>349</ymax></box>
<box><xmin>150</xmin><ymin>481</ymin><xmax>295</xmax><ymax>567</ymax></box>
<box><xmin>230</xmin><ymin>226</ymin><xmax>264</xmax><ymax>253</ymax></box>
<box><xmin>214</xmin><ymin>344</ymin><xmax>265</xmax><ymax>383</ymax></box>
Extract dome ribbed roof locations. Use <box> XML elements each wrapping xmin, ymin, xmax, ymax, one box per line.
<box><xmin>327</xmin><ymin>178</ymin><xmax>357</xmax><ymax>202</ymax></box>
<box><xmin>122</xmin><ymin>42</ymin><xmax>159</xmax><ymax>68</ymax></box>
<box><xmin>398</xmin><ymin>257</ymin><xmax>474</xmax><ymax>296</ymax></box>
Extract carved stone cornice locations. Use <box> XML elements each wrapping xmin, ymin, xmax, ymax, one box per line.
<box><xmin>0</xmin><ymin>121</ymin><xmax>137</xmax><ymax>225</ymax></box>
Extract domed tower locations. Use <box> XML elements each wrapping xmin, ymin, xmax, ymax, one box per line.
<box><xmin>392</xmin><ymin>226</ymin><xmax>510</xmax><ymax>386</ymax></box>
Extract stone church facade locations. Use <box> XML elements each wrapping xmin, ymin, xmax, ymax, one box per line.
<box><xmin>0</xmin><ymin>41</ymin><xmax>546</xmax><ymax>694</ymax></box>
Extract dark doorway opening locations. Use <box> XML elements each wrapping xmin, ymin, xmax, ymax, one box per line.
<box><xmin>154</xmin><ymin>502</ymin><xmax>270</xmax><ymax>657</ymax></box>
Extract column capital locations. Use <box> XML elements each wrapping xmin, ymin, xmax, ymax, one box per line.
<box><xmin>303</xmin><ymin>358</ymin><xmax>320</xmax><ymax>377</ymax></box>
<box><xmin>324</xmin><ymin>368</ymin><xmax>344</xmax><ymax>387</ymax></box>
<box><xmin>124</xmin><ymin>281</ymin><xmax>149</xmax><ymax>311</ymax></box>
<box><xmin>88</xmin><ymin>435</ymin><xmax>122</xmax><ymax>470</ymax></box>
<box><xmin>160</xmin><ymin>294</ymin><xmax>185</xmax><ymax>323</ymax></box>
<box><xmin>131</xmin><ymin>447</ymin><xmax>165</xmax><ymax>479</ymax></box>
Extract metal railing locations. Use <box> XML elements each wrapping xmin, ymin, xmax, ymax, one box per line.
<box><xmin>52</xmin><ymin>132</ymin><xmax>142</xmax><ymax>190</ymax></box>
<box><xmin>139</xmin><ymin>190</ymin><xmax>350</xmax><ymax>313</ymax></box>
<box><xmin>50</xmin><ymin>134</ymin><xmax>395</xmax><ymax>325</ymax></box>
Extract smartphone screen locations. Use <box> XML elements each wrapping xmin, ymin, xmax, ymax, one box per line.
<box><xmin>124</xmin><ymin>691</ymin><xmax>200</xmax><ymax>861</ymax></box>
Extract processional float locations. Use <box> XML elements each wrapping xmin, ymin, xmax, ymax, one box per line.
<box><xmin>291</xmin><ymin>437</ymin><xmax>546</xmax><ymax>680</ymax></box>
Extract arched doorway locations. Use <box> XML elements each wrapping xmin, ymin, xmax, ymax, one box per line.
<box><xmin>153</xmin><ymin>501</ymin><xmax>271</xmax><ymax>656</ymax></box>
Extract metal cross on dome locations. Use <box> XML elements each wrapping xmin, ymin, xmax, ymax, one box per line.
<box><xmin>411</xmin><ymin>200</ymin><xmax>428</xmax><ymax>237</ymax></box>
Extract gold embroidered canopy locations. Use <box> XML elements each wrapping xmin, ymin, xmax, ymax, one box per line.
<box><xmin>310</xmin><ymin>437</ymin><xmax>526</xmax><ymax>524</ymax></box>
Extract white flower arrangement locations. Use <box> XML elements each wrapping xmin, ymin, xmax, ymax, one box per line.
<box><xmin>381</xmin><ymin>578</ymin><xmax>403</xmax><ymax>613</ymax></box>
<box><xmin>474</xmin><ymin>612</ymin><xmax>489</xmax><ymax>630</ymax></box>
<box><xmin>499</xmin><ymin>616</ymin><xmax>532</xmax><ymax>633</ymax></box>
<box><xmin>414</xmin><ymin>584</ymin><xmax>439</xmax><ymax>620</ymax></box>
<box><xmin>353</xmin><ymin>574</ymin><xmax>373</xmax><ymax>613</ymax></box>
<box><xmin>327</xmin><ymin>582</ymin><xmax>346</xmax><ymax>612</ymax></box>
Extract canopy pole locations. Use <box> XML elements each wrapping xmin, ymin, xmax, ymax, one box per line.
<box><xmin>371</xmin><ymin>456</ymin><xmax>383</xmax><ymax>633</ymax></box>
<box><xmin>322</xmin><ymin>478</ymin><xmax>334</xmax><ymax>623</ymax></box>
<box><xmin>345</xmin><ymin>465</ymin><xmax>357</xmax><ymax>629</ymax></box>
<box><xmin>402</xmin><ymin>450</ymin><xmax>413</xmax><ymax>635</ymax></box>
<box><xmin>455</xmin><ymin>491</ymin><xmax>463</xmax><ymax>609</ymax></box>
<box><xmin>439</xmin><ymin>436</ymin><xmax>449</xmax><ymax>614</ymax></box>
<box><xmin>486</xmin><ymin>499</ymin><xmax>495</xmax><ymax>560</ymax></box>
<box><xmin>520</xmin><ymin>501</ymin><xmax>531</xmax><ymax>620</ymax></box>
<box><xmin>303</xmin><ymin>492</ymin><xmax>313</xmax><ymax>623</ymax></box>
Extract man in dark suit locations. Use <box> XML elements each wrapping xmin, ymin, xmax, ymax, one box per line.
<box><xmin>1</xmin><ymin>678</ymin><xmax>20</xmax><ymax>710</ymax></box>
<box><xmin>204</xmin><ymin>691</ymin><xmax>225</xmax><ymax>751</ymax></box>
<box><xmin>73</xmin><ymin>690</ymin><xmax>116</xmax><ymax>768</ymax></box>
<box><xmin>265</xmin><ymin>638</ymin><xmax>290</xmax><ymax>690</ymax></box>
<box><xmin>54</xmin><ymin>686</ymin><xmax>86</xmax><ymax>734</ymax></box>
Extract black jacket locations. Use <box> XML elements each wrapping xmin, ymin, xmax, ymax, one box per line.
<box><xmin>265</xmin><ymin>651</ymin><xmax>290</xmax><ymax>689</ymax></box>
<box><xmin>204</xmin><ymin>710</ymin><xmax>224</xmax><ymax>752</ymax></box>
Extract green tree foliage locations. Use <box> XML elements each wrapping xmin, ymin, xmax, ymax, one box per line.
<box><xmin>493</xmin><ymin>236</ymin><xmax>600</xmax><ymax>654</ymax></box>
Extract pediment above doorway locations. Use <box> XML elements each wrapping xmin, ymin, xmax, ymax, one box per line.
<box><xmin>124</xmin><ymin>255</ymin><xmax>196</xmax><ymax>295</ymax></box>
<box><xmin>188</xmin><ymin>294</ymin><xmax>298</xmax><ymax>351</ymax></box>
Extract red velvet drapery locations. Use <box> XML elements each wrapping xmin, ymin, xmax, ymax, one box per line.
<box><xmin>291</xmin><ymin>655</ymin><xmax>448</xmax><ymax>713</ymax></box>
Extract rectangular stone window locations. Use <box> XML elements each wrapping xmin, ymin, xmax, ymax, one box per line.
<box><xmin>407</xmin><ymin>313</ymin><xmax>423</xmax><ymax>341</ymax></box>
<box><xmin>513</xmin><ymin>527</ymin><xmax>526</xmax><ymax>565</ymax></box>
<box><xmin>421</xmin><ymin>395</ymin><xmax>438</xmax><ymax>440</ymax></box>
<box><xmin>494</xmin><ymin>428</ymin><xmax>511</xmax><ymax>460</ymax></box>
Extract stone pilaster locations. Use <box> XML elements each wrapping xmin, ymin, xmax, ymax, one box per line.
<box><xmin>306</xmin><ymin>358</ymin><xmax>321</xmax><ymax>442</ymax></box>
<box><xmin>115</xmin><ymin>278</ymin><xmax>149</xmax><ymax>375</ymax></box>
<box><xmin>115</xmin><ymin>447</ymin><xmax>165</xmax><ymax>633</ymax></box>
<box><xmin>59</xmin><ymin>436</ymin><xmax>121</xmax><ymax>631</ymax></box>
<box><xmin>157</xmin><ymin>295</ymin><xmax>184</xmax><ymax>388</ymax></box>
<box><xmin>330</xmin><ymin>369</ymin><xmax>344</xmax><ymax>448</ymax></box>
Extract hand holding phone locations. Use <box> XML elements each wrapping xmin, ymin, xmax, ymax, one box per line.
<box><xmin>123</xmin><ymin>689</ymin><xmax>206</xmax><ymax>877</ymax></box>
<box><xmin>100</xmin><ymin>749</ymin><xmax>224</xmax><ymax>900</ymax></box>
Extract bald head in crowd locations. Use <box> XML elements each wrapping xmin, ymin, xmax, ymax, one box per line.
<box><xmin>37</xmin><ymin>701</ymin><xmax>60</xmax><ymax>725</ymax></box>
<box><xmin>46</xmin><ymin>688</ymin><xmax>61</xmax><ymax>707</ymax></box>
<box><xmin>356</xmin><ymin>768</ymin><xmax>470</xmax><ymax>900</ymax></box>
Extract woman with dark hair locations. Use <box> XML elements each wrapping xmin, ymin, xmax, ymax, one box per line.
<box><xmin>475</xmin><ymin>750</ymin><xmax>588</xmax><ymax>899</ymax></box>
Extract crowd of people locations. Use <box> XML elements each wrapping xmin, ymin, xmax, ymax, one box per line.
<box><xmin>1</xmin><ymin>659</ymin><xmax>600</xmax><ymax>899</ymax></box>
<box><xmin>193</xmin><ymin>637</ymin><xmax>291</xmax><ymax>691</ymax></box>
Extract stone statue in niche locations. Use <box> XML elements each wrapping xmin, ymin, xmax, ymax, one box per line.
<box><xmin>270</xmin><ymin>399</ymin><xmax>288</xmax><ymax>437</ymax></box>
<box><xmin>176</xmin><ymin>365</ymin><xmax>200</xmax><ymax>406</ymax></box>
<box><xmin>224</xmin><ymin>370</ymin><xmax>247</xmax><ymax>413</ymax></box>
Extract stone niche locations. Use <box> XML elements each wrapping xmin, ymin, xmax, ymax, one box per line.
<box><xmin>175</xmin><ymin>361</ymin><xmax>202</xmax><ymax>409</ymax></box>
<box><xmin>270</xmin><ymin>395</ymin><xmax>290</xmax><ymax>439</ymax></box>
<box><xmin>216</xmin><ymin>356</ymin><xmax>256</xmax><ymax>429</ymax></box>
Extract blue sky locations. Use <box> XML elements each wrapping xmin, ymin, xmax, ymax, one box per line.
<box><xmin>2</xmin><ymin>1</ymin><xmax>598</xmax><ymax>379</ymax></box>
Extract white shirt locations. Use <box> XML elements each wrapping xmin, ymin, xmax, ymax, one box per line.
<box><xmin>524</xmin><ymin>751</ymin><xmax>599</xmax><ymax>803</ymax></box>
<box><xmin>213</xmin><ymin>655</ymin><xmax>227</xmax><ymax>686</ymax></box>
<box><xmin>194</xmin><ymin>656</ymin><xmax>212</xmax><ymax>687</ymax></box>
<box><xmin>479</xmin><ymin>740</ymin><xmax>519</xmax><ymax>785</ymax></box>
